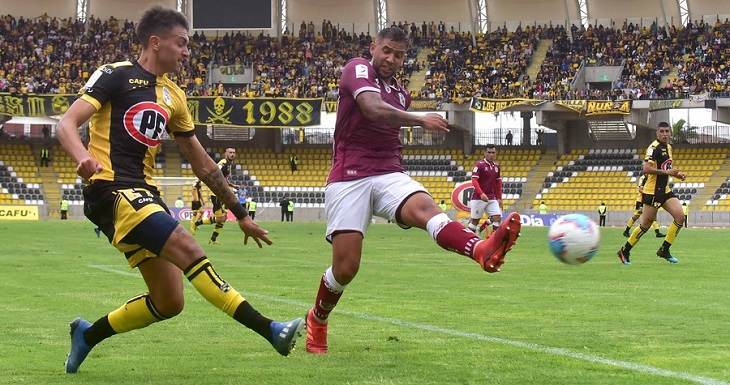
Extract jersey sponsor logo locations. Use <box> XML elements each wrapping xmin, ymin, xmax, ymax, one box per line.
<box><xmin>398</xmin><ymin>92</ymin><xmax>406</xmax><ymax>107</ymax></box>
<box><xmin>123</xmin><ymin>101</ymin><xmax>169</xmax><ymax>147</ymax></box>
<box><xmin>128</xmin><ymin>78</ymin><xmax>150</xmax><ymax>86</ymax></box>
<box><xmin>355</xmin><ymin>64</ymin><xmax>368</xmax><ymax>79</ymax></box>
<box><xmin>83</xmin><ymin>69</ymin><xmax>105</xmax><ymax>92</ymax></box>
<box><xmin>450</xmin><ymin>181</ymin><xmax>474</xmax><ymax>212</ymax></box>
<box><xmin>660</xmin><ymin>159</ymin><xmax>672</xmax><ymax>170</ymax></box>
<box><xmin>162</xmin><ymin>87</ymin><xmax>172</xmax><ymax>106</ymax></box>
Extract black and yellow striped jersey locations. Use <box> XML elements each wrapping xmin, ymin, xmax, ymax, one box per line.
<box><xmin>209</xmin><ymin>158</ymin><xmax>234</xmax><ymax>197</ymax></box>
<box><xmin>192</xmin><ymin>179</ymin><xmax>203</xmax><ymax>201</ymax></box>
<box><xmin>643</xmin><ymin>140</ymin><xmax>673</xmax><ymax>195</ymax></box>
<box><xmin>79</xmin><ymin>59</ymin><xmax>195</xmax><ymax>188</ymax></box>
<box><xmin>635</xmin><ymin>174</ymin><xmax>647</xmax><ymax>203</ymax></box>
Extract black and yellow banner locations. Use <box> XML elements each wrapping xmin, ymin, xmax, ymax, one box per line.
<box><xmin>0</xmin><ymin>205</ymin><xmax>39</xmax><ymax>220</ymax></box>
<box><xmin>0</xmin><ymin>93</ymin><xmax>74</xmax><ymax>117</ymax></box>
<box><xmin>0</xmin><ymin>94</ymin><xmax>324</xmax><ymax>128</ymax></box>
<box><xmin>649</xmin><ymin>99</ymin><xmax>682</xmax><ymax>111</ymax></box>
<box><xmin>324</xmin><ymin>101</ymin><xmax>338</xmax><ymax>113</ymax></box>
<box><xmin>553</xmin><ymin>100</ymin><xmax>587</xmax><ymax>114</ymax></box>
<box><xmin>469</xmin><ymin>97</ymin><xmax>542</xmax><ymax>113</ymax></box>
<box><xmin>188</xmin><ymin>97</ymin><xmax>322</xmax><ymax>127</ymax></box>
<box><xmin>585</xmin><ymin>100</ymin><xmax>632</xmax><ymax>116</ymax></box>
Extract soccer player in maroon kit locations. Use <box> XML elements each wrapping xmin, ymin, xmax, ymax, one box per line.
<box><xmin>305</xmin><ymin>27</ymin><xmax>522</xmax><ymax>354</ymax></box>
<box><xmin>468</xmin><ymin>144</ymin><xmax>503</xmax><ymax>238</ymax></box>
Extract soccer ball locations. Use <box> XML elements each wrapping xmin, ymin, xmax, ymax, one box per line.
<box><xmin>547</xmin><ymin>214</ymin><xmax>600</xmax><ymax>265</ymax></box>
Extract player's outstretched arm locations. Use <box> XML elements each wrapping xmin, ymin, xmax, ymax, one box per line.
<box><xmin>355</xmin><ymin>92</ymin><xmax>449</xmax><ymax>132</ymax></box>
<box><xmin>176</xmin><ymin>134</ymin><xmax>272</xmax><ymax>247</ymax></box>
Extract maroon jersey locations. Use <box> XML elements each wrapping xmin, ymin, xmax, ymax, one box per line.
<box><xmin>470</xmin><ymin>159</ymin><xmax>501</xmax><ymax>200</ymax></box>
<box><xmin>327</xmin><ymin>57</ymin><xmax>411</xmax><ymax>184</ymax></box>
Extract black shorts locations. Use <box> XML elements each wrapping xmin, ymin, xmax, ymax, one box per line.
<box><xmin>634</xmin><ymin>201</ymin><xmax>643</xmax><ymax>212</ymax></box>
<box><xmin>641</xmin><ymin>191</ymin><xmax>677</xmax><ymax>208</ymax></box>
<box><xmin>191</xmin><ymin>200</ymin><xmax>202</xmax><ymax>210</ymax></box>
<box><xmin>210</xmin><ymin>195</ymin><xmax>227</xmax><ymax>216</ymax></box>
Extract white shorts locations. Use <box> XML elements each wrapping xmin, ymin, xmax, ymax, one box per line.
<box><xmin>469</xmin><ymin>199</ymin><xmax>501</xmax><ymax>220</ymax></box>
<box><xmin>325</xmin><ymin>173</ymin><xmax>428</xmax><ymax>242</ymax></box>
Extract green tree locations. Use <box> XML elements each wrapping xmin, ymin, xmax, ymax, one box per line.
<box><xmin>671</xmin><ymin>119</ymin><xmax>699</xmax><ymax>144</ymax></box>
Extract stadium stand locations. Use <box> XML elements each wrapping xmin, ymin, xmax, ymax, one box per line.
<box><xmin>0</xmin><ymin>143</ymin><xmax>44</xmax><ymax>204</ymax></box>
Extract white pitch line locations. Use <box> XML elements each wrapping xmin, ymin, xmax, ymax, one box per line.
<box><xmin>88</xmin><ymin>264</ymin><xmax>139</xmax><ymax>277</ymax></box>
<box><xmin>88</xmin><ymin>265</ymin><xmax>729</xmax><ymax>385</ymax></box>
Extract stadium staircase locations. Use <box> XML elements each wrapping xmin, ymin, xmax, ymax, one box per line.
<box><xmin>38</xmin><ymin>164</ymin><xmax>60</xmax><ymax>217</ymax></box>
<box><xmin>29</xmin><ymin>142</ymin><xmax>60</xmax><ymax>216</ymax></box>
<box><xmin>659</xmin><ymin>53</ymin><xmax>689</xmax><ymax>86</ymax></box>
<box><xmin>406</xmin><ymin>48</ymin><xmax>432</xmax><ymax>93</ymax></box>
<box><xmin>159</xmin><ymin>144</ymin><xmax>183</xmax><ymax>202</ymax></box>
<box><xmin>512</xmin><ymin>148</ymin><xmax>557</xmax><ymax>211</ymax></box>
<box><xmin>525</xmin><ymin>39</ymin><xmax>553</xmax><ymax>82</ymax></box>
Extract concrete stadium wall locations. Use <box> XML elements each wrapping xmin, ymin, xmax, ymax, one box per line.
<box><xmin>89</xmin><ymin>0</ymin><xmax>176</xmax><ymax>22</ymax></box>
<box><xmin>0</xmin><ymin>0</ymin><xmax>76</xmax><ymax>19</ymax></box>
<box><xmin>587</xmin><ymin>0</ymin><xmax>680</xmax><ymax>26</ymax></box>
<box><xmin>690</xmin><ymin>0</ymin><xmax>730</xmax><ymax>21</ymax></box>
<box><xmin>286</xmin><ymin>0</ymin><xmax>376</xmax><ymax>34</ymax></box>
<box><xmin>488</xmin><ymin>0</ymin><xmax>579</xmax><ymax>28</ymax></box>
<box><xmin>388</xmin><ymin>0</ymin><xmax>471</xmax><ymax>25</ymax></box>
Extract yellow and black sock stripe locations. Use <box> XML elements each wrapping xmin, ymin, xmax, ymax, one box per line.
<box><xmin>184</xmin><ymin>257</ymin><xmax>244</xmax><ymax>316</ymax></box>
<box><xmin>108</xmin><ymin>294</ymin><xmax>169</xmax><ymax>334</ymax></box>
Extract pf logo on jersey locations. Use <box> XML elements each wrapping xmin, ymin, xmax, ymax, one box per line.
<box><xmin>124</xmin><ymin>102</ymin><xmax>169</xmax><ymax>147</ymax></box>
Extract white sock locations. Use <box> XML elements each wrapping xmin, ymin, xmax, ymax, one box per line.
<box><xmin>426</xmin><ymin>213</ymin><xmax>451</xmax><ymax>240</ymax></box>
<box><xmin>324</xmin><ymin>267</ymin><xmax>347</xmax><ymax>292</ymax></box>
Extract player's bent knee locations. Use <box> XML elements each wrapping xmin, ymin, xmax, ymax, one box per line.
<box><xmin>155</xmin><ymin>297</ymin><xmax>185</xmax><ymax>318</ymax></box>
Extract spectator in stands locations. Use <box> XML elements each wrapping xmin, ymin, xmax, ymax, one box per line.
<box><xmin>40</xmin><ymin>147</ymin><xmax>50</xmax><ymax>167</ymax></box>
<box><xmin>60</xmin><ymin>197</ymin><xmax>69</xmax><ymax>219</ymax></box>
<box><xmin>55</xmin><ymin>6</ymin><xmax>302</xmax><ymax>374</ymax></box>
<box><xmin>505</xmin><ymin>130</ymin><xmax>513</xmax><ymax>145</ymax></box>
<box><xmin>303</xmin><ymin>27</ymin><xmax>521</xmax><ymax>355</ymax></box>
<box><xmin>536</xmin><ymin>129</ymin><xmax>544</xmax><ymax>145</ymax></box>
<box><xmin>289</xmin><ymin>153</ymin><xmax>298</xmax><ymax>173</ymax></box>
<box><xmin>618</xmin><ymin>122</ymin><xmax>686</xmax><ymax>266</ymax></box>
<box><xmin>467</xmin><ymin>144</ymin><xmax>503</xmax><ymax>239</ymax></box>
<box><xmin>597</xmin><ymin>202</ymin><xmax>607</xmax><ymax>226</ymax></box>
<box><xmin>279</xmin><ymin>196</ymin><xmax>290</xmax><ymax>221</ymax></box>
<box><xmin>539</xmin><ymin>201</ymin><xmax>548</xmax><ymax>214</ymax></box>
<box><xmin>174</xmin><ymin>197</ymin><xmax>184</xmax><ymax>208</ymax></box>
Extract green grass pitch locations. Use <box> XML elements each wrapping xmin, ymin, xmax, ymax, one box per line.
<box><xmin>0</xmin><ymin>220</ymin><xmax>728</xmax><ymax>385</ymax></box>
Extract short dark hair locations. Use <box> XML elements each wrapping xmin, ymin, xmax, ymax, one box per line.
<box><xmin>486</xmin><ymin>144</ymin><xmax>497</xmax><ymax>150</ymax></box>
<box><xmin>658</xmin><ymin>121</ymin><xmax>670</xmax><ymax>128</ymax></box>
<box><xmin>376</xmin><ymin>27</ymin><xmax>408</xmax><ymax>44</ymax></box>
<box><xmin>136</xmin><ymin>5</ymin><xmax>189</xmax><ymax>48</ymax></box>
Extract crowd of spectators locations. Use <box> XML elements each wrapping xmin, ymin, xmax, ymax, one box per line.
<box><xmin>1</xmin><ymin>13</ymin><xmax>730</xmax><ymax>103</ymax></box>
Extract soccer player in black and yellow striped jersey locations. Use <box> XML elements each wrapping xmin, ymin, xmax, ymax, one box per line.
<box><xmin>56</xmin><ymin>6</ymin><xmax>302</xmax><ymax>374</ymax></box>
<box><xmin>189</xmin><ymin>178</ymin><xmax>204</xmax><ymax>234</ymax></box>
<box><xmin>623</xmin><ymin>174</ymin><xmax>665</xmax><ymax>238</ymax></box>
<box><xmin>617</xmin><ymin>122</ymin><xmax>686</xmax><ymax>265</ymax></box>
<box><xmin>191</xmin><ymin>148</ymin><xmax>240</xmax><ymax>244</ymax></box>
